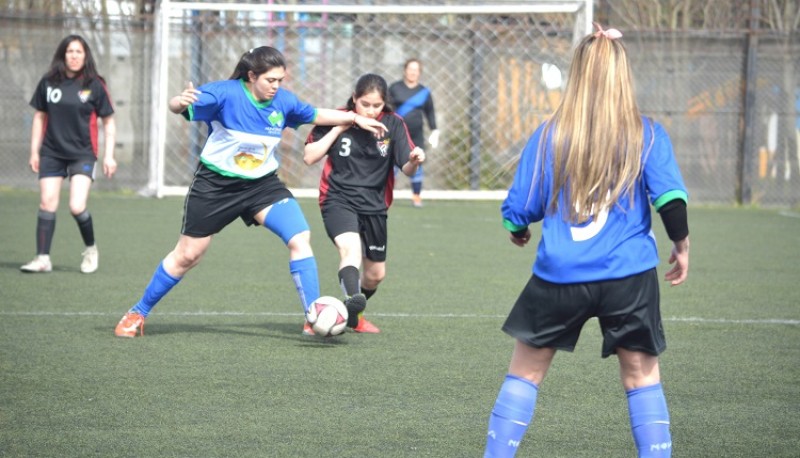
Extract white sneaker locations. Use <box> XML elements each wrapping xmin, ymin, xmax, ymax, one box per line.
<box><xmin>81</xmin><ymin>245</ymin><xmax>98</xmax><ymax>273</ymax></box>
<box><xmin>20</xmin><ymin>255</ymin><xmax>52</xmax><ymax>273</ymax></box>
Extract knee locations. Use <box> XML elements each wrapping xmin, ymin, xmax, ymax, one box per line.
<box><xmin>363</xmin><ymin>266</ymin><xmax>385</xmax><ymax>287</ymax></box>
<box><xmin>287</xmin><ymin>231</ymin><xmax>313</xmax><ymax>258</ymax></box>
<box><xmin>39</xmin><ymin>197</ymin><xmax>59</xmax><ymax>212</ymax></box>
<box><xmin>69</xmin><ymin>204</ymin><xmax>87</xmax><ymax>216</ymax></box>
<box><xmin>173</xmin><ymin>246</ymin><xmax>205</xmax><ymax>270</ymax></box>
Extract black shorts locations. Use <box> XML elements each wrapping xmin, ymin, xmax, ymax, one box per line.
<box><xmin>182</xmin><ymin>165</ymin><xmax>293</xmax><ymax>237</ymax></box>
<box><xmin>502</xmin><ymin>269</ymin><xmax>665</xmax><ymax>358</ymax></box>
<box><xmin>39</xmin><ymin>155</ymin><xmax>96</xmax><ymax>180</ymax></box>
<box><xmin>321</xmin><ymin>202</ymin><xmax>388</xmax><ymax>262</ymax></box>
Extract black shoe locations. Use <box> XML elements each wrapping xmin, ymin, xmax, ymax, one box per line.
<box><xmin>344</xmin><ymin>293</ymin><xmax>367</xmax><ymax>328</ymax></box>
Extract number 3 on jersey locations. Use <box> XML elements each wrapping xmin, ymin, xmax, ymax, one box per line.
<box><xmin>338</xmin><ymin>137</ymin><xmax>351</xmax><ymax>157</ymax></box>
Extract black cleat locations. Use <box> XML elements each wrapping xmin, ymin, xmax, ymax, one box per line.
<box><xmin>344</xmin><ymin>293</ymin><xmax>367</xmax><ymax>328</ymax></box>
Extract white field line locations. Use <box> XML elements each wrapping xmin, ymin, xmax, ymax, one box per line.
<box><xmin>0</xmin><ymin>311</ymin><xmax>798</xmax><ymax>325</ymax></box>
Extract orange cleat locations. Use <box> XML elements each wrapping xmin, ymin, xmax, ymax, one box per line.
<box><xmin>353</xmin><ymin>316</ymin><xmax>380</xmax><ymax>334</ymax></box>
<box><xmin>302</xmin><ymin>321</ymin><xmax>315</xmax><ymax>336</ymax></box>
<box><xmin>115</xmin><ymin>312</ymin><xmax>145</xmax><ymax>338</ymax></box>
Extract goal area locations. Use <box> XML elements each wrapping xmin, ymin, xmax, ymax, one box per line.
<box><xmin>148</xmin><ymin>1</ymin><xmax>593</xmax><ymax>199</ymax></box>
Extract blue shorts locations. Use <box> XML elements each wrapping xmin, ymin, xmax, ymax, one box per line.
<box><xmin>502</xmin><ymin>269</ymin><xmax>665</xmax><ymax>358</ymax></box>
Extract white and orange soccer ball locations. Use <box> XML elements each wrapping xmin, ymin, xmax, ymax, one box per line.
<box><xmin>306</xmin><ymin>296</ymin><xmax>348</xmax><ymax>337</ymax></box>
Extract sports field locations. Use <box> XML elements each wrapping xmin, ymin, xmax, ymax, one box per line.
<box><xmin>1</xmin><ymin>189</ymin><xmax>798</xmax><ymax>457</ymax></box>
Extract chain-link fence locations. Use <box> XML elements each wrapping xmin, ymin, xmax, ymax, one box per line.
<box><xmin>1</xmin><ymin>3</ymin><xmax>799</xmax><ymax>206</ymax></box>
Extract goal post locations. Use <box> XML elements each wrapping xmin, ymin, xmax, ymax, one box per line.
<box><xmin>147</xmin><ymin>0</ymin><xmax>593</xmax><ymax>198</ymax></box>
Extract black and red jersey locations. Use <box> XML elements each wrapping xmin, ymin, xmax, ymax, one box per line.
<box><xmin>29</xmin><ymin>75</ymin><xmax>114</xmax><ymax>160</ymax></box>
<box><xmin>309</xmin><ymin>112</ymin><xmax>415</xmax><ymax>214</ymax></box>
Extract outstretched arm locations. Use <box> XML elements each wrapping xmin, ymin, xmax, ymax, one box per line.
<box><xmin>315</xmin><ymin>108</ymin><xmax>387</xmax><ymax>137</ymax></box>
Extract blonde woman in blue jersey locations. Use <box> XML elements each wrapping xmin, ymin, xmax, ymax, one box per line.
<box><xmin>484</xmin><ymin>25</ymin><xmax>690</xmax><ymax>458</ymax></box>
<box><xmin>114</xmin><ymin>46</ymin><xmax>387</xmax><ymax>338</ymax></box>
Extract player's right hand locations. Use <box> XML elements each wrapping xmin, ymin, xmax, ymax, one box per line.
<box><xmin>177</xmin><ymin>81</ymin><xmax>201</xmax><ymax>108</ymax></box>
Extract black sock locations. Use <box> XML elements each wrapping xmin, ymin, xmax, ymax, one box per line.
<box><xmin>73</xmin><ymin>211</ymin><xmax>94</xmax><ymax>246</ymax></box>
<box><xmin>361</xmin><ymin>287</ymin><xmax>377</xmax><ymax>300</ymax></box>
<box><xmin>36</xmin><ymin>210</ymin><xmax>56</xmax><ymax>255</ymax></box>
<box><xmin>338</xmin><ymin>265</ymin><xmax>360</xmax><ymax>297</ymax></box>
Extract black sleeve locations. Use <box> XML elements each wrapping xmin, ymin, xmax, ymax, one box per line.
<box><xmin>657</xmin><ymin>199</ymin><xmax>689</xmax><ymax>241</ymax></box>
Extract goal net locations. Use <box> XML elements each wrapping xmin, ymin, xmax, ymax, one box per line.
<box><xmin>148</xmin><ymin>0</ymin><xmax>592</xmax><ymax>198</ymax></box>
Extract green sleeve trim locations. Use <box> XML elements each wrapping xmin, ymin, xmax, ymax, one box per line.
<box><xmin>184</xmin><ymin>104</ymin><xmax>194</xmax><ymax>120</ymax></box>
<box><xmin>502</xmin><ymin>219</ymin><xmax>527</xmax><ymax>232</ymax></box>
<box><xmin>653</xmin><ymin>190</ymin><xmax>688</xmax><ymax>211</ymax></box>
<box><xmin>311</xmin><ymin>108</ymin><xmax>319</xmax><ymax>124</ymax></box>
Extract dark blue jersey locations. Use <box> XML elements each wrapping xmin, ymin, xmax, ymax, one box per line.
<box><xmin>502</xmin><ymin>117</ymin><xmax>688</xmax><ymax>283</ymax></box>
<box><xmin>30</xmin><ymin>75</ymin><xmax>114</xmax><ymax>160</ymax></box>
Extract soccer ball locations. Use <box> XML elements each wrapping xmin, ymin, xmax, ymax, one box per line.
<box><xmin>306</xmin><ymin>296</ymin><xmax>349</xmax><ymax>337</ymax></box>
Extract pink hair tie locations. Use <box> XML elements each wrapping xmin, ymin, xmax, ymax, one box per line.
<box><xmin>593</xmin><ymin>22</ymin><xmax>622</xmax><ymax>40</ymax></box>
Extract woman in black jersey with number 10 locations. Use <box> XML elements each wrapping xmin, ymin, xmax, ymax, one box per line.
<box><xmin>304</xmin><ymin>73</ymin><xmax>425</xmax><ymax>335</ymax></box>
<box><xmin>22</xmin><ymin>35</ymin><xmax>116</xmax><ymax>274</ymax></box>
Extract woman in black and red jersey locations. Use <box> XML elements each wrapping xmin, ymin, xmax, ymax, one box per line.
<box><xmin>304</xmin><ymin>73</ymin><xmax>425</xmax><ymax>335</ymax></box>
<box><xmin>21</xmin><ymin>35</ymin><xmax>116</xmax><ymax>274</ymax></box>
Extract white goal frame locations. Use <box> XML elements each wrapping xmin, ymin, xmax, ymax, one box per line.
<box><xmin>148</xmin><ymin>0</ymin><xmax>593</xmax><ymax>199</ymax></box>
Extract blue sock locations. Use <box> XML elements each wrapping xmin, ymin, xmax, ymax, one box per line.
<box><xmin>130</xmin><ymin>262</ymin><xmax>181</xmax><ymax>317</ymax></box>
<box><xmin>289</xmin><ymin>256</ymin><xmax>319</xmax><ymax>314</ymax></box>
<box><xmin>627</xmin><ymin>383</ymin><xmax>672</xmax><ymax>457</ymax></box>
<box><xmin>484</xmin><ymin>374</ymin><xmax>538</xmax><ymax>458</ymax></box>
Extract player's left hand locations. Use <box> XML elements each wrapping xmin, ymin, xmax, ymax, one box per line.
<box><xmin>409</xmin><ymin>147</ymin><xmax>425</xmax><ymax>165</ymax></box>
<box><xmin>103</xmin><ymin>157</ymin><xmax>118</xmax><ymax>178</ymax></box>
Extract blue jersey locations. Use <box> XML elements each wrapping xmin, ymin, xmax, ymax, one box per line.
<box><xmin>185</xmin><ymin>79</ymin><xmax>317</xmax><ymax>179</ymax></box>
<box><xmin>502</xmin><ymin>118</ymin><xmax>688</xmax><ymax>283</ymax></box>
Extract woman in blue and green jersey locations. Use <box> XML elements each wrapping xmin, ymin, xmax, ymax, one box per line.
<box><xmin>114</xmin><ymin>46</ymin><xmax>387</xmax><ymax>338</ymax></box>
<box><xmin>484</xmin><ymin>25</ymin><xmax>690</xmax><ymax>458</ymax></box>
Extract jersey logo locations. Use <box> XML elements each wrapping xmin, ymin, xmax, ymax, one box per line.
<box><xmin>267</xmin><ymin>111</ymin><xmax>284</xmax><ymax>127</ymax></box>
<box><xmin>78</xmin><ymin>89</ymin><xmax>92</xmax><ymax>103</ymax></box>
<box><xmin>233</xmin><ymin>142</ymin><xmax>269</xmax><ymax>170</ymax></box>
<box><xmin>376</xmin><ymin>138</ymin><xmax>390</xmax><ymax>157</ymax></box>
